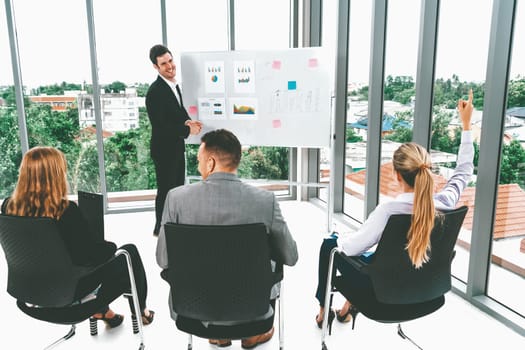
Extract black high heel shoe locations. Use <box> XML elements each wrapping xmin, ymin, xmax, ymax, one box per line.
<box><xmin>131</xmin><ymin>310</ymin><xmax>155</xmax><ymax>334</ymax></box>
<box><xmin>336</xmin><ymin>305</ymin><xmax>359</xmax><ymax>329</ymax></box>
<box><xmin>89</xmin><ymin>311</ymin><xmax>124</xmax><ymax>335</ymax></box>
<box><xmin>316</xmin><ymin>309</ymin><xmax>335</xmax><ymax>335</ymax></box>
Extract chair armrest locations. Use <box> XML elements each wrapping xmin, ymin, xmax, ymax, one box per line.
<box><xmin>337</xmin><ymin>252</ymin><xmax>369</xmax><ymax>272</ymax></box>
<box><xmin>272</xmin><ymin>263</ymin><xmax>284</xmax><ymax>284</ymax></box>
<box><xmin>160</xmin><ymin>269</ymin><xmax>169</xmax><ymax>282</ymax></box>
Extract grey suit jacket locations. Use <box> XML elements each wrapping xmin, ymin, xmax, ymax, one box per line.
<box><xmin>156</xmin><ymin>172</ymin><xmax>299</xmax><ymax>298</ymax></box>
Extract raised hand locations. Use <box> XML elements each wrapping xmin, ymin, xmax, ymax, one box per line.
<box><xmin>457</xmin><ymin>89</ymin><xmax>473</xmax><ymax>131</ymax></box>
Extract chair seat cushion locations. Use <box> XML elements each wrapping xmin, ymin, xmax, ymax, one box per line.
<box><xmin>17</xmin><ymin>298</ymin><xmax>108</xmax><ymax>325</ymax></box>
<box><xmin>333</xmin><ymin>276</ymin><xmax>445</xmax><ymax>322</ymax></box>
<box><xmin>175</xmin><ymin>312</ymin><xmax>275</xmax><ymax>339</ymax></box>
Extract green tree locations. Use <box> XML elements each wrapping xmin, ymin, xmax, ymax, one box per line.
<box><xmin>430</xmin><ymin>109</ymin><xmax>457</xmax><ymax>153</ymax></box>
<box><xmin>0</xmin><ymin>107</ymin><xmax>22</xmax><ymax>198</ymax></box>
<box><xmin>69</xmin><ymin>140</ymin><xmax>100</xmax><ymax>193</ymax></box>
<box><xmin>346</xmin><ymin>128</ymin><xmax>363</xmax><ymax>143</ymax></box>
<box><xmin>134</xmin><ymin>83</ymin><xmax>150</xmax><ymax>97</ymax></box>
<box><xmin>25</xmin><ymin>104</ymin><xmax>80</xmax><ymax>152</ymax></box>
<box><xmin>185</xmin><ymin>144</ymin><xmax>200</xmax><ymax>177</ymax></box>
<box><xmin>384</xmin><ymin>75</ymin><xmax>415</xmax><ymax>105</ymax></box>
<box><xmin>383</xmin><ymin>110</ymin><xmax>413</xmax><ymax>143</ymax></box>
<box><xmin>238</xmin><ymin>147</ymin><xmax>288</xmax><ymax>180</ymax></box>
<box><xmin>507</xmin><ymin>76</ymin><xmax>525</xmax><ymax>107</ymax></box>
<box><xmin>103</xmin><ymin>109</ymin><xmax>155</xmax><ymax>191</ymax></box>
<box><xmin>1</xmin><ymin>86</ymin><xmax>30</xmax><ymax>107</ymax></box>
<box><xmin>499</xmin><ymin>140</ymin><xmax>525</xmax><ymax>187</ymax></box>
<box><xmin>104</xmin><ymin>81</ymin><xmax>127</xmax><ymax>94</ymax></box>
<box><xmin>433</xmin><ymin>76</ymin><xmax>484</xmax><ymax>109</ymax></box>
<box><xmin>32</xmin><ymin>82</ymin><xmax>82</xmax><ymax>95</ymax></box>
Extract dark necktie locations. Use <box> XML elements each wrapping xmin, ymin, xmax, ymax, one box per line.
<box><xmin>175</xmin><ymin>84</ymin><xmax>183</xmax><ymax>107</ymax></box>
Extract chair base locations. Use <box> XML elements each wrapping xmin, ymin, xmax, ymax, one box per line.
<box><xmin>44</xmin><ymin>325</ymin><xmax>76</xmax><ymax>350</ymax></box>
<box><xmin>182</xmin><ymin>297</ymin><xmax>283</xmax><ymax>349</ymax></box>
<box><xmin>397</xmin><ymin>324</ymin><xmax>423</xmax><ymax>350</ymax></box>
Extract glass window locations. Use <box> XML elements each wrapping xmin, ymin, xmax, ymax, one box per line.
<box><xmin>14</xmin><ymin>0</ymin><xmax>99</xmax><ymax>195</ymax></box>
<box><xmin>489</xmin><ymin>0</ymin><xmax>525</xmax><ymax>316</ymax></box>
<box><xmin>432</xmin><ymin>0</ymin><xmax>492</xmax><ymax>283</ymax></box>
<box><xmin>165</xmin><ymin>0</ymin><xmax>229</xmax><ymax>185</ymax></box>
<box><xmin>378</xmin><ymin>0</ymin><xmax>420</xmax><ymax>208</ymax></box>
<box><xmin>92</xmin><ymin>0</ymin><xmax>161</xmax><ymax>209</ymax></box>
<box><xmin>0</xmin><ymin>3</ymin><xmax>22</xmax><ymax>200</ymax></box>
<box><xmin>167</xmin><ymin>0</ymin><xmax>228</xmax><ymax>53</ymax></box>
<box><xmin>232</xmin><ymin>0</ymin><xmax>292</xmax><ymax>194</ymax></box>
<box><xmin>235</xmin><ymin>0</ymin><xmax>290</xmax><ymax>50</ymax></box>
<box><xmin>342</xmin><ymin>0</ymin><xmax>373</xmax><ymax>222</ymax></box>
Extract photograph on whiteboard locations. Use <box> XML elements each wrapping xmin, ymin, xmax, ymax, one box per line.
<box><xmin>197</xmin><ymin>97</ymin><xmax>226</xmax><ymax>120</ymax></box>
<box><xmin>233</xmin><ymin>60</ymin><xmax>256</xmax><ymax>94</ymax></box>
<box><xmin>204</xmin><ymin>61</ymin><xmax>225</xmax><ymax>94</ymax></box>
<box><xmin>229</xmin><ymin>97</ymin><xmax>258</xmax><ymax>120</ymax></box>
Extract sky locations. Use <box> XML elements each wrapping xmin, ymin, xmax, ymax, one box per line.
<box><xmin>0</xmin><ymin>0</ymin><xmax>524</xmax><ymax>89</ymax></box>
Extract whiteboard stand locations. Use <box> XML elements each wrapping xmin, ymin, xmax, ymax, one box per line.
<box><xmin>326</xmin><ymin>96</ymin><xmax>336</xmax><ymax>235</ymax></box>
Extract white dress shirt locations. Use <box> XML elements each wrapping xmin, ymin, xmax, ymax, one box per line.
<box><xmin>339</xmin><ymin>131</ymin><xmax>474</xmax><ymax>256</ymax></box>
<box><xmin>159</xmin><ymin>75</ymin><xmax>182</xmax><ymax>106</ymax></box>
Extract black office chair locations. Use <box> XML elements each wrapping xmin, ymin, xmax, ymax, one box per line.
<box><xmin>77</xmin><ymin>190</ymin><xmax>104</xmax><ymax>243</ymax></box>
<box><xmin>320</xmin><ymin>206</ymin><xmax>468</xmax><ymax>350</ymax></box>
<box><xmin>163</xmin><ymin>222</ymin><xmax>284</xmax><ymax>350</ymax></box>
<box><xmin>0</xmin><ymin>214</ymin><xmax>145</xmax><ymax>350</ymax></box>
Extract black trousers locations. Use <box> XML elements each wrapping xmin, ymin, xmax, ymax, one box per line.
<box><xmin>153</xmin><ymin>153</ymin><xmax>185</xmax><ymax>234</ymax></box>
<box><xmin>77</xmin><ymin>244</ymin><xmax>149</xmax><ymax>313</ymax></box>
<box><xmin>314</xmin><ymin>236</ymin><xmax>374</xmax><ymax>307</ymax></box>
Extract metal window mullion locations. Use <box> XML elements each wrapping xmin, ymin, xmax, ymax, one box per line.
<box><xmin>301</xmin><ymin>0</ymin><xmax>322</xmax><ymax>201</ymax></box>
<box><xmin>289</xmin><ymin>0</ymin><xmax>300</xmax><ymax>199</ymax></box>
<box><xmin>331</xmin><ymin>0</ymin><xmax>351</xmax><ymax>214</ymax></box>
<box><xmin>467</xmin><ymin>0</ymin><xmax>516</xmax><ymax>298</ymax></box>
<box><xmin>85</xmin><ymin>0</ymin><xmax>108</xmax><ymax>209</ymax></box>
<box><xmin>412</xmin><ymin>0</ymin><xmax>440</xmax><ymax>149</ymax></box>
<box><xmin>227</xmin><ymin>0</ymin><xmax>235</xmax><ymax>51</ymax></box>
<box><xmin>161</xmin><ymin>0</ymin><xmax>167</xmax><ymax>45</ymax></box>
<box><xmin>5</xmin><ymin>0</ymin><xmax>29</xmax><ymax>154</ymax></box>
<box><xmin>290</xmin><ymin>0</ymin><xmax>299</xmax><ymax>49</ymax></box>
<box><xmin>364</xmin><ymin>0</ymin><xmax>387</xmax><ymax>218</ymax></box>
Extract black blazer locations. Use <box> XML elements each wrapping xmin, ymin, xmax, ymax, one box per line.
<box><xmin>146</xmin><ymin>76</ymin><xmax>191</xmax><ymax>161</ymax></box>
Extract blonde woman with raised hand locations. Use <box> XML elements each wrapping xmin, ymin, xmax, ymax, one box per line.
<box><xmin>314</xmin><ymin>90</ymin><xmax>474</xmax><ymax>331</ymax></box>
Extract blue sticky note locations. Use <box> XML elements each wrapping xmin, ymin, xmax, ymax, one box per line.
<box><xmin>288</xmin><ymin>81</ymin><xmax>297</xmax><ymax>90</ymax></box>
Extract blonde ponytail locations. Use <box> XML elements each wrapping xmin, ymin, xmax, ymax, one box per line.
<box><xmin>406</xmin><ymin>166</ymin><xmax>435</xmax><ymax>268</ymax></box>
<box><xmin>393</xmin><ymin>143</ymin><xmax>435</xmax><ymax>268</ymax></box>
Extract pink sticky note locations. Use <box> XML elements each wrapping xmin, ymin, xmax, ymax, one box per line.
<box><xmin>272</xmin><ymin>119</ymin><xmax>282</xmax><ymax>128</ymax></box>
<box><xmin>308</xmin><ymin>58</ymin><xmax>318</xmax><ymax>68</ymax></box>
<box><xmin>272</xmin><ymin>60</ymin><xmax>282</xmax><ymax>70</ymax></box>
<box><xmin>188</xmin><ymin>105</ymin><xmax>198</xmax><ymax>116</ymax></box>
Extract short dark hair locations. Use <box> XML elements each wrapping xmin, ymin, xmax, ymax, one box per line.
<box><xmin>149</xmin><ymin>44</ymin><xmax>171</xmax><ymax>65</ymax></box>
<box><xmin>201</xmin><ymin>129</ymin><xmax>242</xmax><ymax>169</ymax></box>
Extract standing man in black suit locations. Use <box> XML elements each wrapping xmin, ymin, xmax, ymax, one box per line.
<box><xmin>146</xmin><ymin>44</ymin><xmax>202</xmax><ymax>236</ymax></box>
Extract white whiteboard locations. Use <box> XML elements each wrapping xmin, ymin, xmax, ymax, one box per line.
<box><xmin>180</xmin><ymin>48</ymin><xmax>332</xmax><ymax>148</ymax></box>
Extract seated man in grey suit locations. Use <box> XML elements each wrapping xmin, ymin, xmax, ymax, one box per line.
<box><xmin>156</xmin><ymin>128</ymin><xmax>298</xmax><ymax>348</ymax></box>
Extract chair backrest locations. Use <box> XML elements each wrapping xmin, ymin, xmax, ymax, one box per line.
<box><xmin>77</xmin><ymin>190</ymin><xmax>104</xmax><ymax>243</ymax></box>
<box><xmin>0</xmin><ymin>215</ymin><xmax>85</xmax><ymax>307</ymax></box>
<box><xmin>364</xmin><ymin>206</ymin><xmax>468</xmax><ymax>304</ymax></box>
<box><xmin>164</xmin><ymin>222</ymin><xmax>274</xmax><ymax>322</ymax></box>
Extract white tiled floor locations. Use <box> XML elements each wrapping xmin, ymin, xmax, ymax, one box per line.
<box><xmin>0</xmin><ymin>201</ymin><xmax>523</xmax><ymax>349</ymax></box>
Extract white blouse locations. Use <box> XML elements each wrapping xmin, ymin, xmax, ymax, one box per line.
<box><xmin>339</xmin><ymin>131</ymin><xmax>474</xmax><ymax>256</ymax></box>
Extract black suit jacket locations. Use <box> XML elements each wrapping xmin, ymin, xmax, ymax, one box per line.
<box><xmin>146</xmin><ymin>76</ymin><xmax>191</xmax><ymax>161</ymax></box>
